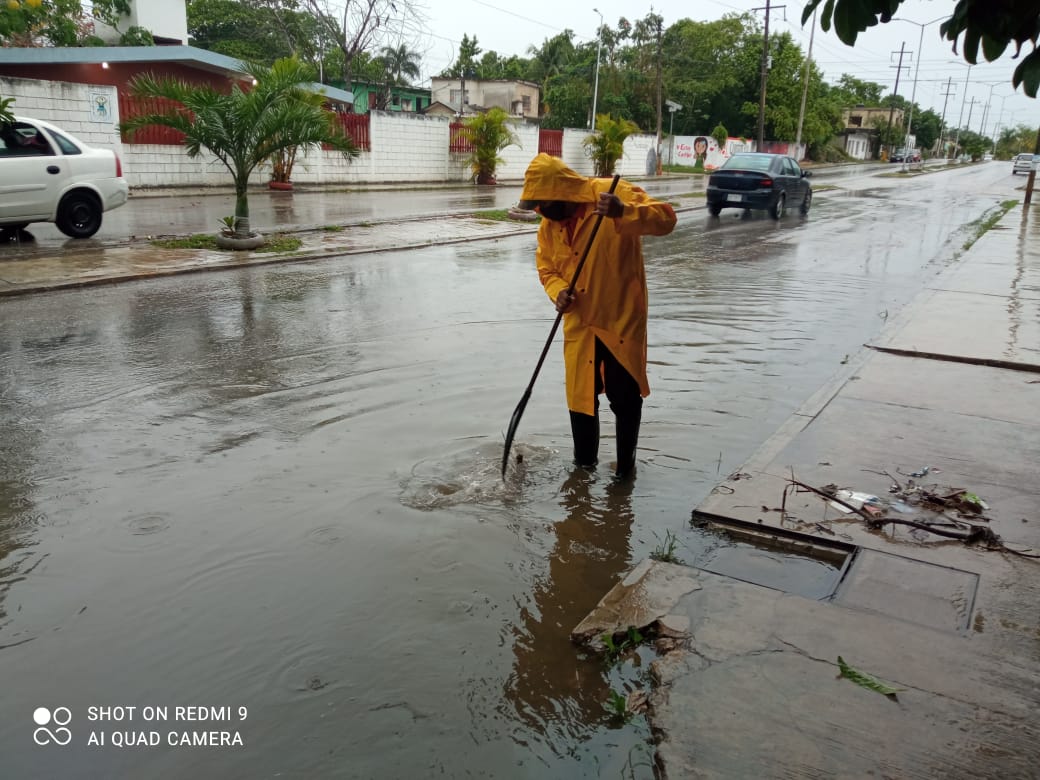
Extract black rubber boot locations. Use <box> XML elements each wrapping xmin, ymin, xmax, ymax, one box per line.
<box><xmin>614</xmin><ymin>408</ymin><xmax>641</xmax><ymax>479</ymax></box>
<box><xmin>569</xmin><ymin>411</ymin><xmax>600</xmax><ymax>469</ymax></box>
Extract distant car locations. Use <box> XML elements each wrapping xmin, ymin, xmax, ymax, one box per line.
<box><xmin>706</xmin><ymin>153</ymin><xmax>812</xmax><ymax>219</ymax></box>
<box><xmin>0</xmin><ymin>115</ymin><xmax>129</xmax><ymax>238</ymax></box>
<box><xmin>982</xmin><ymin>153</ymin><xmax>994</xmax><ymax>162</ymax></box>
<box><xmin>890</xmin><ymin>148</ymin><xmax>921</xmax><ymax>163</ymax></box>
<box><xmin>1012</xmin><ymin>153</ymin><xmax>1039</xmax><ymax>175</ymax></box>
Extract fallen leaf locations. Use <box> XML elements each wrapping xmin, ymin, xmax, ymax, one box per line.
<box><xmin>837</xmin><ymin>656</ymin><xmax>904</xmax><ymax>700</ymax></box>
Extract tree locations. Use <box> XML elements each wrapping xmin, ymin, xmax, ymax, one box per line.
<box><xmin>583</xmin><ymin>114</ymin><xmax>640</xmax><ymax>176</ymax></box>
<box><xmin>996</xmin><ymin>123</ymin><xmax>1034</xmax><ymax>157</ymax></box>
<box><xmin>832</xmin><ymin>74</ymin><xmax>885</xmax><ymax>105</ymax></box>
<box><xmin>297</xmin><ymin>0</ymin><xmax>422</xmax><ymax>89</ymax></box>
<box><xmin>440</xmin><ymin>33</ymin><xmax>482</xmax><ymax>79</ymax></box>
<box><xmin>370</xmin><ymin>43</ymin><xmax>422</xmax><ymax>110</ymax></box>
<box><xmin>1</xmin><ymin>0</ymin><xmax>130</xmax><ymax>46</ymax></box>
<box><xmin>187</xmin><ymin>0</ymin><xmax>318</xmax><ymax>68</ymax></box>
<box><xmin>452</xmin><ymin>107</ymin><xmax>519</xmax><ymax>184</ymax></box>
<box><xmin>802</xmin><ymin>0</ymin><xmax>1040</xmax><ymax>96</ymax></box>
<box><xmin>121</xmin><ymin>57</ymin><xmax>359</xmax><ymax>239</ymax></box>
<box><xmin>0</xmin><ymin>93</ymin><xmax>14</xmax><ymax>123</ymax></box>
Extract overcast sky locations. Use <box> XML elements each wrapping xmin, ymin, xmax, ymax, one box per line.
<box><xmin>407</xmin><ymin>0</ymin><xmax>1039</xmax><ymax>136</ymax></box>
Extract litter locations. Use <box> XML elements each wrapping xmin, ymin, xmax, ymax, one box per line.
<box><xmin>828</xmin><ymin>489</ymin><xmax>882</xmax><ymax>514</ymax></box>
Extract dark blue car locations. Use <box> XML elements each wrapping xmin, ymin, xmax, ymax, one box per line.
<box><xmin>706</xmin><ymin>153</ymin><xmax>812</xmax><ymax>219</ymax></box>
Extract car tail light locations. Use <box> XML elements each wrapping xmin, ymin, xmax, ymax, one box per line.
<box><xmin>759</xmin><ymin>178</ymin><xmax>773</xmax><ymax>187</ymax></box>
<box><xmin>115</xmin><ymin>153</ymin><xmax>123</xmax><ymax>178</ymax></box>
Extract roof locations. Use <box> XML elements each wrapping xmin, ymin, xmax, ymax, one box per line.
<box><xmin>0</xmin><ymin>45</ymin><xmax>353</xmax><ymax>105</ymax></box>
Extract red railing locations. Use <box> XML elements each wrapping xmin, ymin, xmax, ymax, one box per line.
<box><xmin>332</xmin><ymin>113</ymin><xmax>371</xmax><ymax>151</ymax></box>
<box><xmin>538</xmin><ymin>129</ymin><xmax>563</xmax><ymax>157</ymax></box>
<box><xmin>118</xmin><ymin>95</ymin><xmax>187</xmax><ymax>145</ymax></box>
<box><xmin>449</xmin><ymin>122</ymin><xmax>473</xmax><ymax>153</ymax></box>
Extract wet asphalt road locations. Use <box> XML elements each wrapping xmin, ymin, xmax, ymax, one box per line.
<box><xmin>0</xmin><ymin>162</ymin><xmax>1023</xmax><ymax>778</ymax></box>
<box><xmin>4</xmin><ymin>162</ymin><xmax>899</xmax><ymax>249</ymax></box>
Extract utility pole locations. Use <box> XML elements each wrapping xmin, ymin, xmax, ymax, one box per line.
<box><xmin>655</xmin><ymin>13</ymin><xmax>663</xmax><ymax>175</ymax></box>
<box><xmin>1025</xmin><ymin>124</ymin><xmax>1040</xmax><ymax>206</ymax></box>
<box><xmin>590</xmin><ymin>8</ymin><xmax>603</xmax><ymax>130</ymax></box>
<box><xmin>752</xmin><ymin>0</ymin><xmax>784</xmax><ymax>150</ymax></box>
<box><xmin>965</xmin><ymin>97</ymin><xmax>978</xmax><ymax>134</ymax></box>
<box><xmin>936</xmin><ymin>77</ymin><xmax>954</xmax><ymax>156</ymax></box>
<box><xmin>885</xmin><ymin>42</ymin><xmax>908</xmax><ymax>154</ymax></box>
<box><xmin>952</xmin><ymin>64</ymin><xmax>972</xmax><ymax>158</ymax></box>
<box><xmin>794</xmin><ymin>9</ymin><xmax>816</xmax><ymax>155</ymax></box>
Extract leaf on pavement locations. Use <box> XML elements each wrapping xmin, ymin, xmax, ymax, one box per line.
<box><xmin>837</xmin><ymin>656</ymin><xmax>905</xmax><ymax>700</ymax></box>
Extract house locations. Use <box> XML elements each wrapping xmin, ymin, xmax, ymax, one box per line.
<box><xmin>349</xmin><ymin>81</ymin><xmax>431</xmax><ymax>114</ymax></box>
<box><xmin>92</xmin><ymin>0</ymin><xmax>189</xmax><ymax>45</ymax></box>
<box><xmin>843</xmin><ymin>106</ymin><xmax>905</xmax><ymax>132</ymax></box>
<box><xmin>429</xmin><ymin>77</ymin><xmax>540</xmax><ymax>120</ymax></box>
<box><xmin>0</xmin><ymin>46</ymin><xmax>353</xmax><ymax>108</ymax></box>
<box><xmin>422</xmin><ymin>101</ymin><xmax>460</xmax><ymax>118</ymax></box>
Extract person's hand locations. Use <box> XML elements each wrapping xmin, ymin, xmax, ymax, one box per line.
<box><xmin>594</xmin><ymin>192</ymin><xmax>623</xmax><ymax>218</ymax></box>
<box><xmin>555</xmin><ymin>289</ymin><xmax>575</xmax><ymax>313</ymax></box>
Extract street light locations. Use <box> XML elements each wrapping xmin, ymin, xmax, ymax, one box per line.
<box><xmin>977</xmin><ymin>81</ymin><xmax>1004</xmax><ymax>137</ymax></box>
<box><xmin>892</xmin><ymin>15</ymin><xmax>945</xmax><ymax>170</ymax></box>
<box><xmin>951</xmin><ymin>62</ymin><xmax>974</xmax><ymax>159</ymax></box>
<box><xmin>590</xmin><ymin>8</ymin><xmax>603</xmax><ymax>130</ymax></box>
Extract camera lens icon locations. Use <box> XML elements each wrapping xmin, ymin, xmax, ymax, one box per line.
<box><xmin>33</xmin><ymin>707</ymin><xmax>72</xmax><ymax>746</ymax></box>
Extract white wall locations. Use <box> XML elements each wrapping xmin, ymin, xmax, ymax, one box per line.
<box><xmin>2</xmin><ymin>76</ymin><xmax>122</xmax><ymax>154</ymax></box>
<box><xmin>3</xmin><ymin>76</ymin><xmax>684</xmax><ymax>188</ymax></box>
<box><xmin>94</xmin><ymin>0</ymin><xmax>189</xmax><ymax>44</ymax></box>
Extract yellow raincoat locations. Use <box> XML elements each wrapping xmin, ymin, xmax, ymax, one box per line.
<box><xmin>521</xmin><ymin>154</ymin><xmax>677</xmax><ymax>416</ymax></box>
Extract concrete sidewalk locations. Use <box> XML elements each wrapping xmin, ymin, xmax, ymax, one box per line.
<box><xmin>575</xmin><ymin>204</ymin><xmax>1040</xmax><ymax>778</ymax></box>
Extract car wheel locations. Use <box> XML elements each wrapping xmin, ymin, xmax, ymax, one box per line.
<box><xmin>56</xmin><ymin>192</ymin><xmax>103</xmax><ymax>239</ymax></box>
<box><xmin>708</xmin><ymin>204</ymin><xmax>722</xmax><ymax>216</ymax></box>
<box><xmin>799</xmin><ymin>189</ymin><xmax>812</xmax><ymax>215</ymax></box>
<box><xmin>771</xmin><ymin>193</ymin><xmax>786</xmax><ymax>220</ymax></box>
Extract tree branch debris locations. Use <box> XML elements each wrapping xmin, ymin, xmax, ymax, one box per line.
<box><xmin>781</xmin><ymin>473</ymin><xmax>1040</xmax><ymax>560</ymax></box>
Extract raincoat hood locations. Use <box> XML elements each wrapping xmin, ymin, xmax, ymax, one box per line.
<box><xmin>518</xmin><ymin>153</ymin><xmax>596</xmax><ymax>208</ymax></box>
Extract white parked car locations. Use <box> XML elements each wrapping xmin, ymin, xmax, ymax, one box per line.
<box><xmin>1012</xmin><ymin>153</ymin><xmax>1039</xmax><ymax>175</ymax></box>
<box><xmin>0</xmin><ymin>116</ymin><xmax>129</xmax><ymax>238</ymax></box>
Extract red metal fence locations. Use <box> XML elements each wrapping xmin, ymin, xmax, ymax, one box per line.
<box><xmin>333</xmin><ymin>113</ymin><xmax>371</xmax><ymax>151</ymax></box>
<box><xmin>448</xmin><ymin>122</ymin><xmax>473</xmax><ymax>153</ymax></box>
<box><xmin>119</xmin><ymin>97</ymin><xmax>372</xmax><ymax>152</ymax></box>
<box><xmin>538</xmin><ymin>129</ymin><xmax>563</xmax><ymax>157</ymax></box>
<box><xmin>118</xmin><ymin>95</ymin><xmax>187</xmax><ymax>145</ymax></box>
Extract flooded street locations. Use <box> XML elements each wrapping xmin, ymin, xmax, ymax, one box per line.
<box><xmin>0</xmin><ymin>164</ymin><xmax>1020</xmax><ymax>778</ymax></box>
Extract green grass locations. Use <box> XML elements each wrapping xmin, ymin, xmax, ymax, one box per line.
<box><xmin>649</xmin><ymin>529</ymin><xmax>684</xmax><ymax>564</ymax></box>
<box><xmin>472</xmin><ymin>209</ymin><xmax>514</xmax><ymax>222</ymax></box>
<box><xmin>255</xmin><ymin>234</ymin><xmax>303</xmax><ymax>253</ymax></box>
<box><xmin>322</xmin><ymin>224</ymin><xmax>344</xmax><ymax>232</ymax></box>
<box><xmin>963</xmin><ymin>200</ymin><xmax>1018</xmax><ymax>251</ymax></box>
<box><xmin>151</xmin><ymin>234</ymin><xmax>219</xmax><ymax>249</ymax></box>
<box><xmin>150</xmin><ymin>233</ymin><xmax>303</xmax><ymax>253</ymax></box>
<box><xmin>662</xmin><ymin>163</ymin><xmax>705</xmax><ymax>175</ymax></box>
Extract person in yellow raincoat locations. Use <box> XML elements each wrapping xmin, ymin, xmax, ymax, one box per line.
<box><xmin>518</xmin><ymin>153</ymin><xmax>677</xmax><ymax>478</ymax></box>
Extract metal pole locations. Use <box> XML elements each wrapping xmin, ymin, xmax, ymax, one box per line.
<box><xmin>756</xmin><ymin>0</ymin><xmax>772</xmax><ymax>149</ymax></box>
<box><xmin>953</xmin><ymin>64</ymin><xmax>972</xmax><ymax>158</ymax></box>
<box><xmin>936</xmin><ymin>76</ymin><xmax>953</xmax><ymax>156</ymax></box>
<box><xmin>590</xmin><ymin>8</ymin><xmax>603</xmax><ymax>130</ymax></box>
<box><xmin>795</xmin><ymin>9</ymin><xmax>816</xmax><ymax>154</ymax></box>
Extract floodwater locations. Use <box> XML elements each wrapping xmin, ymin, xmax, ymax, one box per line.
<box><xmin>0</xmin><ymin>163</ymin><xmax>1019</xmax><ymax>778</ymax></box>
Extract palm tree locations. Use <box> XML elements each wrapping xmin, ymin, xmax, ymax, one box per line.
<box><xmin>120</xmin><ymin>57</ymin><xmax>359</xmax><ymax>239</ymax></box>
<box><xmin>583</xmin><ymin>114</ymin><xmax>639</xmax><ymax>176</ymax></box>
<box><xmin>379</xmin><ymin>44</ymin><xmax>422</xmax><ymax>85</ymax></box>
<box><xmin>452</xmin><ymin>107</ymin><xmax>519</xmax><ymax>184</ymax></box>
<box><xmin>373</xmin><ymin>44</ymin><xmax>422</xmax><ymax>110</ymax></box>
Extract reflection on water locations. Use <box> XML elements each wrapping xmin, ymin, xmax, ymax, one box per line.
<box><xmin>0</xmin><ymin>169</ymin><xmax>1013</xmax><ymax>776</ymax></box>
